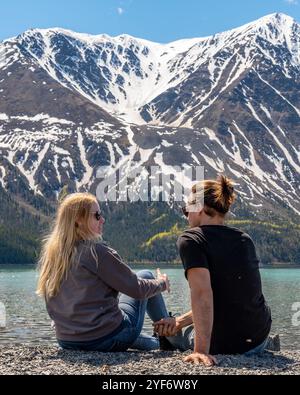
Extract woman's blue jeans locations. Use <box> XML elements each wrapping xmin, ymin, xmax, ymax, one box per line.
<box><xmin>58</xmin><ymin>270</ymin><xmax>169</xmax><ymax>352</ymax></box>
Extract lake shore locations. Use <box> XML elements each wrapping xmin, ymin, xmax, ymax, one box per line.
<box><xmin>0</xmin><ymin>345</ymin><xmax>299</xmax><ymax>375</ymax></box>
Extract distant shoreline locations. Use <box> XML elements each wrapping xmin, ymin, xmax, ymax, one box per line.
<box><xmin>0</xmin><ymin>262</ymin><xmax>300</xmax><ymax>268</ymax></box>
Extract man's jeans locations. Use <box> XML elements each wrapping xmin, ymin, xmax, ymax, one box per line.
<box><xmin>243</xmin><ymin>336</ymin><xmax>270</xmax><ymax>356</ymax></box>
<box><xmin>166</xmin><ymin>325</ymin><xmax>270</xmax><ymax>356</ymax></box>
<box><xmin>58</xmin><ymin>270</ymin><xmax>169</xmax><ymax>352</ymax></box>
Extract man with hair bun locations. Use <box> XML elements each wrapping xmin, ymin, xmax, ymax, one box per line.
<box><xmin>154</xmin><ymin>174</ymin><xmax>274</xmax><ymax>366</ymax></box>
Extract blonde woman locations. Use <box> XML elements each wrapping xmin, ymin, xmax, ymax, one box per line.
<box><xmin>37</xmin><ymin>193</ymin><xmax>170</xmax><ymax>351</ymax></box>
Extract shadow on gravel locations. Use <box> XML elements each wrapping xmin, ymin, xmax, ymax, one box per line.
<box><xmin>215</xmin><ymin>351</ymin><xmax>296</xmax><ymax>372</ymax></box>
<box><xmin>49</xmin><ymin>348</ymin><xmax>162</xmax><ymax>368</ymax></box>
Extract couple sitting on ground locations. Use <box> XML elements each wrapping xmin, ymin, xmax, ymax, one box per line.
<box><xmin>37</xmin><ymin>174</ymin><xmax>277</xmax><ymax>366</ymax></box>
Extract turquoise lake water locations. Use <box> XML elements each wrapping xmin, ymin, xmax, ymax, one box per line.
<box><xmin>0</xmin><ymin>265</ymin><xmax>299</xmax><ymax>349</ymax></box>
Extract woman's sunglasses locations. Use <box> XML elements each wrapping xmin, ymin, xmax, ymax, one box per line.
<box><xmin>91</xmin><ymin>210</ymin><xmax>102</xmax><ymax>221</ymax></box>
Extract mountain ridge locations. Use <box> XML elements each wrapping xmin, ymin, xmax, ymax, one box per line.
<box><xmin>0</xmin><ymin>13</ymin><xmax>300</xmax><ymax>263</ymax></box>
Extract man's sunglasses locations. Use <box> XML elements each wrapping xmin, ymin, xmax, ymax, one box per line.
<box><xmin>91</xmin><ymin>210</ymin><xmax>102</xmax><ymax>221</ymax></box>
<box><xmin>181</xmin><ymin>206</ymin><xmax>188</xmax><ymax>218</ymax></box>
<box><xmin>181</xmin><ymin>201</ymin><xmax>198</xmax><ymax>217</ymax></box>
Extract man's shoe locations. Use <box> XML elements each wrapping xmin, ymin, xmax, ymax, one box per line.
<box><xmin>265</xmin><ymin>334</ymin><xmax>281</xmax><ymax>352</ymax></box>
<box><xmin>158</xmin><ymin>336</ymin><xmax>178</xmax><ymax>351</ymax></box>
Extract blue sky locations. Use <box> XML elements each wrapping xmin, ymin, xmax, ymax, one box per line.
<box><xmin>1</xmin><ymin>0</ymin><xmax>300</xmax><ymax>43</ymax></box>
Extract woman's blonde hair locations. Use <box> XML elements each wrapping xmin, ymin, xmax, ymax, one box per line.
<box><xmin>191</xmin><ymin>174</ymin><xmax>236</xmax><ymax>216</ymax></box>
<box><xmin>36</xmin><ymin>192</ymin><xmax>100</xmax><ymax>299</ymax></box>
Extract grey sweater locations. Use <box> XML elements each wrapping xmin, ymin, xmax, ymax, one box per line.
<box><xmin>45</xmin><ymin>241</ymin><xmax>166</xmax><ymax>341</ymax></box>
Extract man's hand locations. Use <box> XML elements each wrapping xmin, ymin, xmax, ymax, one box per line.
<box><xmin>183</xmin><ymin>352</ymin><xmax>217</xmax><ymax>367</ymax></box>
<box><xmin>153</xmin><ymin>317</ymin><xmax>180</xmax><ymax>336</ymax></box>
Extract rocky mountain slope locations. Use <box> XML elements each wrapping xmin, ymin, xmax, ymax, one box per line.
<box><xmin>0</xmin><ymin>13</ymin><xmax>299</xmax><ymax>263</ymax></box>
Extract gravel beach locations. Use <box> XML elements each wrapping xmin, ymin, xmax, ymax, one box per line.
<box><xmin>0</xmin><ymin>345</ymin><xmax>299</xmax><ymax>375</ymax></box>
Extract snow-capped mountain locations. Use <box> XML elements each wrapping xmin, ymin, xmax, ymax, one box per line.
<box><xmin>0</xmin><ymin>13</ymin><xmax>300</xmax><ymax>220</ymax></box>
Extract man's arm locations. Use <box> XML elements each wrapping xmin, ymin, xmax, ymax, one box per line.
<box><xmin>188</xmin><ymin>267</ymin><xmax>213</xmax><ymax>353</ymax></box>
<box><xmin>153</xmin><ymin>310</ymin><xmax>193</xmax><ymax>336</ymax></box>
<box><xmin>184</xmin><ymin>267</ymin><xmax>217</xmax><ymax>366</ymax></box>
<box><xmin>177</xmin><ymin>310</ymin><xmax>193</xmax><ymax>329</ymax></box>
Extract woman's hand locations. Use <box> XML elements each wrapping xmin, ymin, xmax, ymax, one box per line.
<box><xmin>156</xmin><ymin>268</ymin><xmax>170</xmax><ymax>293</ymax></box>
<box><xmin>153</xmin><ymin>316</ymin><xmax>180</xmax><ymax>336</ymax></box>
<box><xmin>183</xmin><ymin>352</ymin><xmax>217</xmax><ymax>366</ymax></box>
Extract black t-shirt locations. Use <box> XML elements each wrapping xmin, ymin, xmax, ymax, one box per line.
<box><xmin>177</xmin><ymin>225</ymin><xmax>272</xmax><ymax>355</ymax></box>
